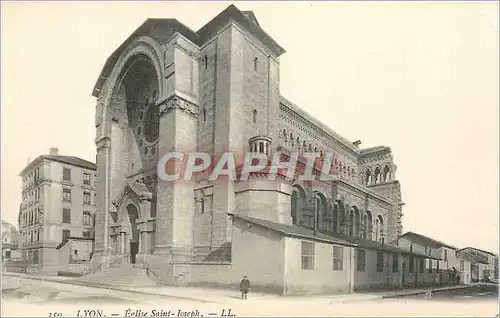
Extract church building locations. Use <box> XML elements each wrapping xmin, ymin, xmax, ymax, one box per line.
<box><xmin>89</xmin><ymin>4</ymin><xmax>406</xmax><ymax>294</ymax></box>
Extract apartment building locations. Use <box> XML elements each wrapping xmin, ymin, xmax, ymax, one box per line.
<box><xmin>18</xmin><ymin>147</ymin><xmax>96</xmax><ymax>274</ymax></box>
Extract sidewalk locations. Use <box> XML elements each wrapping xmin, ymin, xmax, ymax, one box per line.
<box><xmin>376</xmin><ymin>284</ymin><xmax>472</xmax><ymax>298</ymax></box>
<box><xmin>2</xmin><ymin>272</ymin><xmax>475</xmax><ymax>303</ymax></box>
<box><xmin>2</xmin><ymin>272</ymin><xmax>251</xmax><ymax>303</ymax></box>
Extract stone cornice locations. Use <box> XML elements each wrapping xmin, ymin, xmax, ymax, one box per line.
<box><xmin>158</xmin><ymin>94</ymin><xmax>199</xmax><ymax>117</ymax></box>
<box><xmin>336</xmin><ymin>180</ymin><xmax>391</xmax><ymax>207</ymax></box>
<box><xmin>96</xmin><ymin>136</ymin><xmax>111</xmax><ymax>150</ymax></box>
<box><xmin>279</xmin><ymin>102</ymin><xmax>358</xmax><ymax>161</ymax></box>
<box><xmin>359</xmin><ymin>152</ymin><xmax>393</xmax><ymax>164</ymax></box>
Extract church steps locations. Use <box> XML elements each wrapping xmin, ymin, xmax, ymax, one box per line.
<box><xmin>77</xmin><ymin>266</ymin><xmax>157</xmax><ymax>287</ymax></box>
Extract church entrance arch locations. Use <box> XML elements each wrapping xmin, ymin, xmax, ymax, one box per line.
<box><xmin>127</xmin><ymin>204</ymin><xmax>140</xmax><ymax>264</ymax></box>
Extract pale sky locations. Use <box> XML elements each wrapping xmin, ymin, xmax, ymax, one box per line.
<box><xmin>1</xmin><ymin>1</ymin><xmax>498</xmax><ymax>253</ymax></box>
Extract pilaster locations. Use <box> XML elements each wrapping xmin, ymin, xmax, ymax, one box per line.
<box><xmin>155</xmin><ymin>95</ymin><xmax>198</xmax><ymax>262</ymax></box>
<box><xmin>94</xmin><ymin>137</ymin><xmax>111</xmax><ymax>257</ymax></box>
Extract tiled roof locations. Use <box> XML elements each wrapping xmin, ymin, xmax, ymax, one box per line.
<box><xmin>398</xmin><ymin>231</ymin><xmax>458</xmax><ymax>250</ymax></box>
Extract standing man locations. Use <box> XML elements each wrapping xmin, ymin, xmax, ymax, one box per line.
<box><xmin>239</xmin><ymin>276</ymin><xmax>251</xmax><ymax>299</ymax></box>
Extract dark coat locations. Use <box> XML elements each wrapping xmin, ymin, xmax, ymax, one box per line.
<box><xmin>240</xmin><ymin>278</ymin><xmax>251</xmax><ymax>292</ymax></box>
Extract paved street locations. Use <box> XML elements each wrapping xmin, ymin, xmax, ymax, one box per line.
<box><xmin>1</xmin><ymin>275</ymin><xmax>498</xmax><ymax>317</ymax></box>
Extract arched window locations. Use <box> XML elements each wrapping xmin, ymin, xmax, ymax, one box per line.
<box><xmin>332</xmin><ymin>202</ymin><xmax>340</xmax><ymax>233</ymax></box>
<box><xmin>291</xmin><ymin>185</ymin><xmax>306</xmax><ymax>225</ymax></box>
<box><xmin>253</xmin><ymin>109</ymin><xmax>257</xmax><ymax>123</ymax></box>
<box><xmin>202</xmin><ymin>108</ymin><xmax>207</xmax><ymax>122</ymax></box>
<box><xmin>377</xmin><ymin>215</ymin><xmax>384</xmax><ymax>242</ymax></box>
<box><xmin>291</xmin><ymin>191</ymin><xmax>298</xmax><ymax>224</ymax></box>
<box><xmin>253</xmin><ymin>57</ymin><xmax>258</xmax><ymax>71</ymax></box>
<box><xmin>199</xmin><ymin>190</ymin><xmax>205</xmax><ymax>214</ymax></box>
<box><xmin>364</xmin><ymin>211</ymin><xmax>373</xmax><ymax>240</ymax></box>
<box><xmin>365</xmin><ymin>168</ymin><xmax>372</xmax><ymax>185</ymax></box>
<box><xmin>314</xmin><ymin>192</ymin><xmax>327</xmax><ymax>230</ymax></box>
<box><xmin>383</xmin><ymin>165</ymin><xmax>390</xmax><ymax>182</ymax></box>
<box><xmin>203</xmin><ymin>55</ymin><xmax>208</xmax><ymax>70</ymax></box>
<box><xmin>374</xmin><ymin>166</ymin><xmax>381</xmax><ymax>184</ymax></box>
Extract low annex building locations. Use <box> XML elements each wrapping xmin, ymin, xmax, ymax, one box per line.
<box><xmin>393</xmin><ymin>231</ymin><xmax>474</xmax><ymax>286</ymax></box>
<box><xmin>457</xmin><ymin>247</ymin><xmax>498</xmax><ymax>282</ymax></box>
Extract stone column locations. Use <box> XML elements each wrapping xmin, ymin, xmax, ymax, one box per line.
<box><xmin>138</xmin><ymin>232</ymin><xmax>142</xmax><ymax>254</ymax></box>
<box><xmin>120</xmin><ymin>232</ymin><xmax>126</xmax><ymax>254</ymax></box>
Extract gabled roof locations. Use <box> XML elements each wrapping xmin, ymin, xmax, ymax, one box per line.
<box><xmin>242</xmin><ymin>11</ymin><xmax>260</xmax><ymax>26</ymax></box>
<box><xmin>112</xmin><ymin>181</ymin><xmax>152</xmax><ymax>209</ymax></box>
<box><xmin>397</xmin><ymin>231</ymin><xmax>458</xmax><ymax>250</ymax></box>
<box><xmin>457</xmin><ymin>247</ymin><xmax>497</xmax><ymax>257</ymax></box>
<box><xmin>197</xmin><ymin>5</ymin><xmax>285</xmax><ymax>57</ymax></box>
<box><xmin>20</xmin><ymin>155</ymin><xmax>96</xmax><ymax>176</ymax></box>
<box><xmin>92</xmin><ymin>18</ymin><xmax>199</xmax><ymax>97</ymax></box>
<box><xmin>93</xmin><ymin>5</ymin><xmax>285</xmax><ymax>97</ymax></box>
<box><xmin>457</xmin><ymin>250</ymin><xmax>490</xmax><ymax>264</ymax></box>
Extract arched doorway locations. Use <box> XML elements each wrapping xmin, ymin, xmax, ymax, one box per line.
<box><xmin>127</xmin><ymin>204</ymin><xmax>140</xmax><ymax>264</ymax></box>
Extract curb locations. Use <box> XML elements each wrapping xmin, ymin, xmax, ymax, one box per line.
<box><xmin>328</xmin><ymin>295</ymin><xmax>383</xmax><ymax>304</ymax></box>
<box><xmin>381</xmin><ymin>285</ymin><xmax>472</xmax><ymax>299</ymax></box>
<box><xmin>2</xmin><ymin>273</ymin><xmax>221</xmax><ymax>304</ymax></box>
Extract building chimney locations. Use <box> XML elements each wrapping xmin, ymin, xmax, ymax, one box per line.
<box><xmin>50</xmin><ymin>147</ymin><xmax>59</xmax><ymax>156</ymax></box>
<box><xmin>353</xmin><ymin>140</ymin><xmax>362</xmax><ymax>147</ymax></box>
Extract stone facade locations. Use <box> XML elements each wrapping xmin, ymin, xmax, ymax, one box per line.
<box><xmin>18</xmin><ymin>147</ymin><xmax>96</xmax><ymax>275</ymax></box>
<box><xmin>91</xmin><ymin>5</ymin><xmax>404</xmax><ymax>286</ymax></box>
